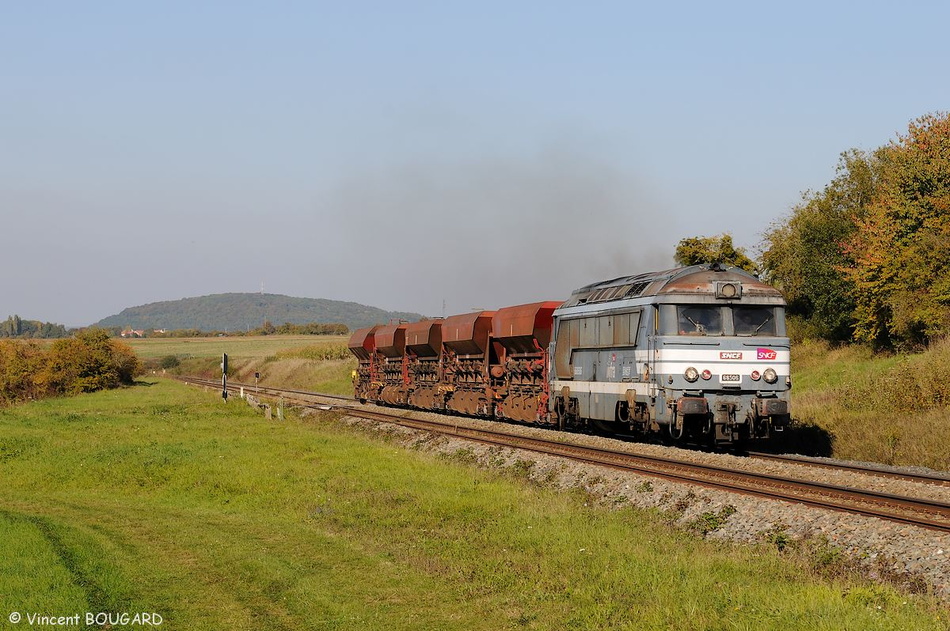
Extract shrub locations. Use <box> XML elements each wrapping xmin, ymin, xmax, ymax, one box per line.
<box><xmin>40</xmin><ymin>329</ymin><xmax>142</xmax><ymax>395</ymax></box>
<box><xmin>0</xmin><ymin>340</ymin><xmax>48</xmax><ymax>404</ymax></box>
<box><xmin>0</xmin><ymin>329</ymin><xmax>144</xmax><ymax>405</ymax></box>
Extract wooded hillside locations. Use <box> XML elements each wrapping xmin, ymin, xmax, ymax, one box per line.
<box><xmin>94</xmin><ymin>293</ymin><xmax>424</xmax><ymax>332</ymax></box>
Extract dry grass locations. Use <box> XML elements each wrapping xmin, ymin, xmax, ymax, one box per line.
<box><xmin>792</xmin><ymin>340</ymin><xmax>950</xmax><ymax>469</ymax></box>
<box><xmin>126</xmin><ymin>335</ymin><xmax>348</xmax><ymax>360</ymax></box>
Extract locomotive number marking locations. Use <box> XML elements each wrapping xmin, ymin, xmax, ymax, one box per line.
<box><xmin>721</xmin><ymin>374</ymin><xmax>741</xmax><ymax>383</ymax></box>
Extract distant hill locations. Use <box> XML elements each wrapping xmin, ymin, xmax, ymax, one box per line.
<box><xmin>94</xmin><ymin>293</ymin><xmax>425</xmax><ymax>332</ymax></box>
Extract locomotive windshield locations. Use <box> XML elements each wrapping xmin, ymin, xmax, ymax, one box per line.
<box><xmin>677</xmin><ymin>306</ymin><xmax>723</xmax><ymax>336</ymax></box>
<box><xmin>667</xmin><ymin>305</ymin><xmax>780</xmax><ymax>337</ymax></box>
<box><xmin>733</xmin><ymin>307</ymin><xmax>776</xmax><ymax>336</ymax></box>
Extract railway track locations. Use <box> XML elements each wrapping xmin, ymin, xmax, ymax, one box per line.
<box><xmin>747</xmin><ymin>451</ymin><xmax>950</xmax><ymax>487</ymax></box>
<box><xmin>177</xmin><ymin>376</ymin><xmax>950</xmax><ymax>533</ymax></box>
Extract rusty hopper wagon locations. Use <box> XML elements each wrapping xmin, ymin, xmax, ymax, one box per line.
<box><xmin>440</xmin><ymin>310</ymin><xmax>496</xmax><ymax>415</ymax></box>
<box><xmin>347</xmin><ymin>325</ymin><xmax>379</xmax><ymax>402</ymax></box>
<box><xmin>405</xmin><ymin>319</ymin><xmax>442</xmax><ymax>409</ymax></box>
<box><xmin>373</xmin><ymin>322</ymin><xmax>408</xmax><ymax>405</ymax></box>
<box><xmin>490</xmin><ymin>301</ymin><xmax>561</xmax><ymax>423</ymax></box>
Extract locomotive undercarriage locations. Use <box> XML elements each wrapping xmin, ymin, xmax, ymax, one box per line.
<box><xmin>669</xmin><ymin>395</ymin><xmax>789</xmax><ymax>446</ymax></box>
<box><xmin>548</xmin><ymin>386</ymin><xmax>787</xmax><ymax>447</ymax></box>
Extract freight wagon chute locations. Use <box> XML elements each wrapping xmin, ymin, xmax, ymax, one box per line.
<box><xmin>405</xmin><ymin>319</ymin><xmax>443</xmax><ymax>409</ymax></box>
<box><xmin>490</xmin><ymin>301</ymin><xmax>561</xmax><ymax>355</ymax></box>
<box><xmin>374</xmin><ymin>323</ymin><xmax>409</xmax><ymax>405</ymax></box>
<box><xmin>405</xmin><ymin>319</ymin><xmax>442</xmax><ymax>358</ymax></box>
<box><xmin>347</xmin><ymin>325</ymin><xmax>380</xmax><ymax>361</ymax></box>
<box><xmin>490</xmin><ymin>301</ymin><xmax>561</xmax><ymax>423</ymax></box>
<box><xmin>348</xmin><ymin>325</ymin><xmax>380</xmax><ymax>402</ymax></box>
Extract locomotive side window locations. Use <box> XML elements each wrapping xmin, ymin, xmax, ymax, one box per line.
<box><xmin>733</xmin><ymin>307</ymin><xmax>776</xmax><ymax>336</ymax></box>
<box><xmin>677</xmin><ymin>306</ymin><xmax>723</xmax><ymax>336</ymax></box>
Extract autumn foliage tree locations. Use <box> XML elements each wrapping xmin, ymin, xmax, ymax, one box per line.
<box><xmin>761</xmin><ymin>149</ymin><xmax>879</xmax><ymax>342</ymax></box>
<box><xmin>0</xmin><ymin>340</ymin><xmax>48</xmax><ymax>405</ymax></box>
<box><xmin>843</xmin><ymin>113</ymin><xmax>950</xmax><ymax>348</ymax></box>
<box><xmin>674</xmin><ymin>234</ymin><xmax>757</xmax><ymax>272</ymax></box>
<box><xmin>761</xmin><ymin>111</ymin><xmax>950</xmax><ymax>349</ymax></box>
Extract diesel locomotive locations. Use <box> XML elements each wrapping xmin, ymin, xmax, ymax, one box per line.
<box><xmin>348</xmin><ymin>264</ymin><xmax>791</xmax><ymax>446</ymax></box>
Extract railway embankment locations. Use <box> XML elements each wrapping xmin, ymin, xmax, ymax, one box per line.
<box><xmin>312</xmin><ymin>399</ymin><xmax>950</xmax><ymax>602</ymax></box>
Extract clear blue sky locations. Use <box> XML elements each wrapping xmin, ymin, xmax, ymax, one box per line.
<box><xmin>2</xmin><ymin>1</ymin><xmax>948</xmax><ymax>326</ymax></box>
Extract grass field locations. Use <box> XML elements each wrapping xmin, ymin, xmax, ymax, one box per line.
<box><xmin>0</xmin><ymin>379</ymin><xmax>946</xmax><ymax>629</ymax></box>
<box><xmin>133</xmin><ymin>335</ymin><xmax>358</xmax><ymax>396</ymax></box>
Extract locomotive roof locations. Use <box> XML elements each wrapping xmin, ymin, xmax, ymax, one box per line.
<box><xmin>562</xmin><ymin>263</ymin><xmax>783</xmax><ymax>307</ymax></box>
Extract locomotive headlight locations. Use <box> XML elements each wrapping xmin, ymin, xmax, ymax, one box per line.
<box><xmin>763</xmin><ymin>368</ymin><xmax>778</xmax><ymax>384</ymax></box>
<box><xmin>701</xmin><ymin>369</ymin><xmax>712</xmax><ymax>380</ymax></box>
<box><xmin>684</xmin><ymin>367</ymin><xmax>699</xmax><ymax>382</ymax></box>
<box><xmin>751</xmin><ymin>370</ymin><xmax>761</xmax><ymax>381</ymax></box>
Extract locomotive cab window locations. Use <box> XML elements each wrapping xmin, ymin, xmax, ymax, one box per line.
<box><xmin>677</xmin><ymin>306</ymin><xmax>723</xmax><ymax>336</ymax></box>
<box><xmin>733</xmin><ymin>307</ymin><xmax>776</xmax><ymax>336</ymax></box>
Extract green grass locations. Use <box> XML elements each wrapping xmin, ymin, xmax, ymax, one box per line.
<box><xmin>0</xmin><ymin>380</ymin><xmax>945</xmax><ymax>629</ymax></box>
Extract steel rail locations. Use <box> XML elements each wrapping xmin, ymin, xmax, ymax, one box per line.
<box><xmin>747</xmin><ymin>451</ymin><xmax>950</xmax><ymax>487</ymax></box>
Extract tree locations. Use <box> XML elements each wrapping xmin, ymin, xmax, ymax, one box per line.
<box><xmin>760</xmin><ymin>149</ymin><xmax>879</xmax><ymax>342</ymax></box>
<box><xmin>0</xmin><ymin>315</ymin><xmax>69</xmax><ymax>339</ymax></box>
<box><xmin>844</xmin><ymin>112</ymin><xmax>950</xmax><ymax>348</ymax></box>
<box><xmin>674</xmin><ymin>234</ymin><xmax>757</xmax><ymax>273</ymax></box>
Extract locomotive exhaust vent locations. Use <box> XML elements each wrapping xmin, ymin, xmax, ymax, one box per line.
<box><xmin>715</xmin><ymin>281</ymin><xmax>742</xmax><ymax>299</ymax></box>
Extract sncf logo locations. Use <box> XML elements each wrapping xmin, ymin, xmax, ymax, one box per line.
<box><xmin>757</xmin><ymin>348</ymin><xmax>777</xmax><ymax>360</ymax></box>
<box><xmin>720</xmin><ymin>351</ymin><xmax>742</xmax><ymax>360</ymax></box>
